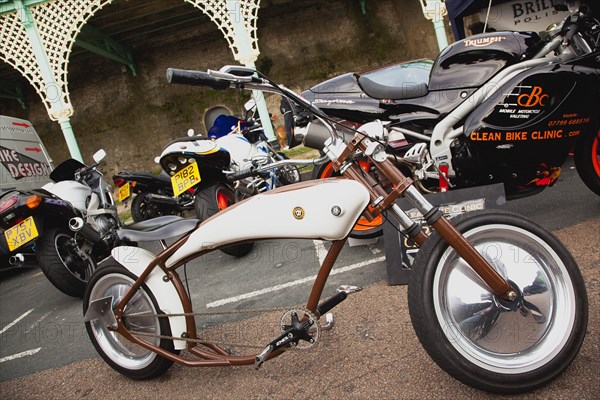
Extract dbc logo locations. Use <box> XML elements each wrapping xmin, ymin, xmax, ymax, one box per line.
<box><xmin>517</xmin><ymin>86</ymin><xmax>549</xmax><ymax>107</ymax></box>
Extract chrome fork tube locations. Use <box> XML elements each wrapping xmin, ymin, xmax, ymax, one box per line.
<box><xmin>391</xmin><ymin>185</ymin><xmax>516</xmax><ymax>300</ymax></box>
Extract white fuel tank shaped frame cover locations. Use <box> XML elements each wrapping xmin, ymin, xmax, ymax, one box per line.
<box><xmin>166</xmin><ymin>179</ymin><xmax>371</xmax><ymax>267</ymax></box>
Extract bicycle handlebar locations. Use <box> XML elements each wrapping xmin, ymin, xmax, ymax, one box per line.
<box><xmin>166</xmin><ymin>68</ymin><xmax>230</xmax><ymax>91</ymax></box>
<box><xmin>224</xmin><ymin>155</ymin><xmax>329</xmax><ymax>183</ymax></box>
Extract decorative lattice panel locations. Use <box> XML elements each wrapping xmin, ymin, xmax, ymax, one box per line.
<box><xmin>0</xmin><ymin>0</ymin><xmax>261</xmax><ymax>120</ymax></box>
<box><xmin>0</xmin><ymin>0</ymin><xmax>112</xmax><ymax>120</ymax></box>
<box><xmin>185</xmin><ymin>0</ymin><xmax>261</xmax><ymax>64</ymax></box>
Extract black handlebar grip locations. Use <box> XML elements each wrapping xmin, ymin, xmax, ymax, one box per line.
<box><xmin>225</xmin><ymin>168</ymin><xmax>256</xmax><ymax>183</ymax></box>
<box><xmin>166</xmin><ymin>68</ymin><xmax>230</xmax><ymax>91</ymax></box>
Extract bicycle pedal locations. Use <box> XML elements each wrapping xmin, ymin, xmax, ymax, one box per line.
<box><xmin>321</xmin><ymin>313</ymin><xmax>335</xmax><ymax>331</ymax></box>
<box><xmin>337</xmin><ymin>285</ymin><xmax>362</xmax><ymax>294</ymax></box>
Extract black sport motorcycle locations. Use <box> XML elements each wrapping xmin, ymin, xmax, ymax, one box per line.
<box><xmin>301</xmin><ymin>3</ymin><xmax>600</xmax><ymax>238</ymax></box>
<box><xmin>112</xmin><ymin>171</ymin><xmax>195</xmax><ymax>222</ymax></box>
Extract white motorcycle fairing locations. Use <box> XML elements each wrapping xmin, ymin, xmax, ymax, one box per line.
<box><xmin>110</xmin><ymin>246</ymin><xmax>188</xmax><ymax>350</ymax></box>
<box><xmin>216</xmin><ymin>133</ymin><xmax>270</xmax><ymax>168</ymax></box>
<box><xmin>42</xmin><ymin>180</ymin><xmax>91</xmax><ymax>211</ymax></box>
<box><xmin>166</xmin><ymin>178</ymin><xmax>370</xmax><ymax>267</ymax></box>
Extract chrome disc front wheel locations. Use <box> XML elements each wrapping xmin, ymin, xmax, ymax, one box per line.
<box><xmin>408</xmin><ymin>210</ymin><xmax>587</xmax><ymax>393</ymax></box>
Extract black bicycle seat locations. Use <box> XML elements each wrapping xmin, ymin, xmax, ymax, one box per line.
<box><xmin>117</xmin><ymin>215</ymin><xmax>198</xmax><ymax>242</ymax></box>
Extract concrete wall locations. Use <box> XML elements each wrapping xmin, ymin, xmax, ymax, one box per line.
<box><xmin>0</xmin><ymin>0</ymin><xmax>442</xmax><ymax>174</ymax></box>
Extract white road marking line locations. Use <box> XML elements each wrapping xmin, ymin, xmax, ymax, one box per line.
<box><xmin>369</xmin><ymin>244</ymin><xmax>382</xmax><ymax>255</ymax></box>
<box><xmin>0</xmin><ymin>308</ymin><xmax>34</xmax><ymax>335</ymax></box>
<box><xmin>0</xmin><ymin>348</ymin><xmax>42</xmax><ymax>363</ymax></box>
<box><xmin>313</xmin><ymin>240</ymin><xmax>327</xmax><ymax>265</ymax></box>
<box><xmin>206</xmin><ymin>256</ymin><xmax>385</xmax><ymax>308</ymax></box>
<box><xmin>26</xmin><ymin>309</ymin><xmax>53</xmax><ymax>334</ymax></box>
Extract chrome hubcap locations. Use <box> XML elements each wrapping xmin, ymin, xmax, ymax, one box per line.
<box><xmin>433</xmin><ymin>224</ymin><xmax>575</xmax><ymax>373</ymax></box>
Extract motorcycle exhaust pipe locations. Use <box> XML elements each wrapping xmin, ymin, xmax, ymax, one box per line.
<box><xmin>8</xmin><ymin>253</ymin><xmax>25</xmax><ymax>267</ymax></box>
<box><xmin>69</xmin><ymin>217</ymin><xmax>103</xmax><ymax>244</ymax></box>
<box><xmin>146</xmin><ymin>193</ymin><xmax>179</xmax><ymax>205</ymax></box>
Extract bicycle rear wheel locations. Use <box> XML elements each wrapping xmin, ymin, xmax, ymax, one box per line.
<box><xmin>84</xmin><ymin>260</ymin><xmax>178</xmax><ymax>379</ymax></box>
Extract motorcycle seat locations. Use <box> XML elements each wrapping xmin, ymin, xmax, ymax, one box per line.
<box><xmin>356</xmin><ymin>74</ymin><xmax>429</xmax><ymax>100</ymax></box>
<box><xmin>117</xmin><ymin>215</ymin><xmax>198</xmax><ymax>242</ymax></box>
<box><xmin>122</xmin><ymin>172</ymin><xmax>171</xmax><ymax>184</ymax></box>
<box><xmin>163</xmin><ymin>135</ymin><xmax>209</xmax><ymax>148</ymax></box>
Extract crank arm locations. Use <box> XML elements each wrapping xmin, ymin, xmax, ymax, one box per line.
<box><xmin>254</xmin><ymin>330</ymin><xmax>294</xmax><ymax>370</ymax></box>
<box><xmin>315</xmin><ymin>285</ymin><xmax>362</xmax><ymax>316</ymax></box>
<box><xmin>254</xmin><ymin>345</ymin><xmax>273</xmax><ymax>369</ymax></box>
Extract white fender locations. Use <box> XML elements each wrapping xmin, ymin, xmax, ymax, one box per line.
<box><xmin>167</xmin><ymin>179</ymin><xmax>370</xmax><ymax>267</ymax></box>
<box><xmin>111</xmin><ymin>246</ymin><xmax>187</xmax><ymax>350</ymax></box>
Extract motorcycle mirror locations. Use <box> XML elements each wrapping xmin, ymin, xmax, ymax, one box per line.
<box><xmin>244</xmin><ymin>99</ymin><xmax>256</xmax><ymax>111</ymax></box>
<box><xmin>93</xmin><ymin>149</ymin><xmax>106</xmax><ymax>163</ymax></box>
<box><xmin>220</xmin><ymin>65</ymin><xmax>256</xmax><ymax>77</ymax></box>
<box><xmin>187</xmin><ymin>128</ymin><xmax>194</xmax><ymax>137</ymax></box>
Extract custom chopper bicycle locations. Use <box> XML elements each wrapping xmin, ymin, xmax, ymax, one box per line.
<box><xmin>83</xmin><ymin>65</ymin><xmax>588</xmax><ymax>394</ymax></box>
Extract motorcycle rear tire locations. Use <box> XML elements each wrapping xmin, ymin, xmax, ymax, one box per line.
<box><xmin>37</xmin><ymin>227</ymin><xmax>93</xmax><ymax>297</ymax></box>
<box><xmin>408</xmin><ymin>210</ymin><xmax>587</xmax><ymax>393</ymax></box>
<box><xmin>312</xmin><ymin>161</ymin><xmax>383</xmax><ymax>239</ymax></box>
<box><xmin>131</xmin><ymin>192</ymin><xmax>173</xmax><ymax>222</ymax></box>
<box><xmin>574</xmin><ymin>129</ymin><xmax>600</xmax><ymax>196</ymax></box>
<box><xmin>194</xmin><ymin>183</ymin><xmax>254</xmax><ymax>257</ymax></box>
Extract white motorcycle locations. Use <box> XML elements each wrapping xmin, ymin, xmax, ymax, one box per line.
<box><xmin>83</xmin><ymin>67</ymin><xmax>587</xmax><ymax>393</ymax></box>
<box><xmin>159</xmin><ymin>115</ymin><xmax>300</xmax><ymax>257</ymax></box>
<box><xmin>0</xmin><ymin>149</ymin><xmax>198</xmax><ymax>297</ymax></box>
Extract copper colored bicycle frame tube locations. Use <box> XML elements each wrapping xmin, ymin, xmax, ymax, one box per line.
<box><xmin>109</xmin><ymin>195</ymin><xmax>350</xmax><ymax>367</ymax></box>
<box><xmin>335</xmin><ymin>133</ymin><xmax>515</xmax><ymax>300</ymax></box>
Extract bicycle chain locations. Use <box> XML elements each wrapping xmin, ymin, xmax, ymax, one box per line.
<box><xmin>125</xmin><ymin>306</ymin><xmax>290</xmax><ymax>318</ymax></box>
<box><xmin>124</xmin><ymin>306</ymin><xmax>319</xmax><ymax>351</ymax></box>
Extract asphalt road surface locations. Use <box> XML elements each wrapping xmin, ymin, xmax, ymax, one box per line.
<box><xmin>0</xmin><ymin>157</ymin><xmax>598</xmax><ymax>398</ymax></box>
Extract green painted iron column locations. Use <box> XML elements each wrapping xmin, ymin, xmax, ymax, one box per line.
<box><xmin>226</xmin><ymin>0</ymin><xmax>275</xmax><ymax>142</ymax></box>
<box><xmin>13</xmin><ymin>0</ymin><xmax>83</xmax><ymax>162</ymax></box>
<box><xmin>420</xmin><ymin>0</ymin><xmax>449</xmax><ymax>51</ymax></box>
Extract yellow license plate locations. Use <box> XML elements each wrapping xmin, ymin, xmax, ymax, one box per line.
<box><xmin>5</xmin><ymin>216</ymin><xmax>39</xmax><ymax>252</ymax></box>
<box><xmin>118</xmin><ymin>182</ymin><xmax>131</xmax><ymax>201</ymax></box>
<box><xmin>171</xmin><ymin>162</ymin><xmax>201</xmax><ymax>197</ymax></box>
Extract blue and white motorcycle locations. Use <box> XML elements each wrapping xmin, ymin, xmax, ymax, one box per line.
<box><xmin>159</xmin><ymin>113</ymin><xmax>301</xmax><ymax>257</ymax></box>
